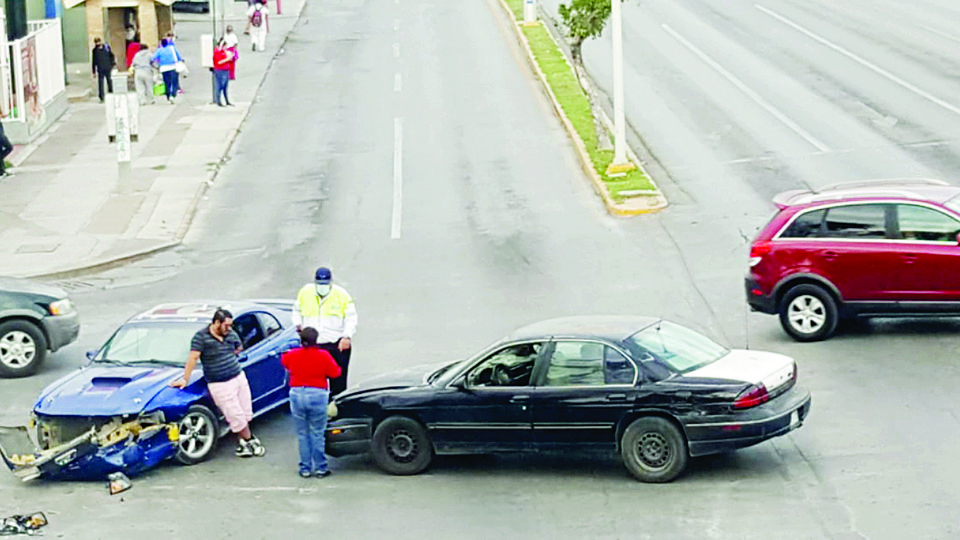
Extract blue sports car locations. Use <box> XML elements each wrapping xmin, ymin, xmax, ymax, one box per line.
<box><xmin>0</xmin><ymin>301</ymin><xmax>298</xmax><ymax>481</ymax></box>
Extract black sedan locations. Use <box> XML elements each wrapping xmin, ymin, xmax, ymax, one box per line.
<box><xmin>326</xmin><ymin>316</ymin><xmax>811</xmax><ymax>483</ymax></box>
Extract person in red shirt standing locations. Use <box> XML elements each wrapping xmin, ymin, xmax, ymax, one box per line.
<box><xmin>212</xmin><ymin>38</ymin><xmax>235</xmax><ymax>107</ymax></box>
<box><xmin>282</xmin><ymin>327</ymin><xmax>341</xmax><ymax>478</ymax></box>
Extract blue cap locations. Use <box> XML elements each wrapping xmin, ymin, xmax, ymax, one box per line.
<box><xmin>314</xmin><ymin>267</ymin><xmax>332</xmax><ymax>284</ymax></box>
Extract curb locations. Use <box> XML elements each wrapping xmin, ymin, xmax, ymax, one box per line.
<box><xmin>495</xmin><ymin>1</ymin><xmax>667</xmax><ymax>216</ymax></box>
<box><xmin>24</xmin><ymin>2</ymin><xmax>310</xmax><ymax>280</ymax></box>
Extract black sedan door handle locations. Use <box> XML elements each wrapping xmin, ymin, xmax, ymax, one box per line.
<box><xmin>510</xmin><ymin>395</ymin><xmax>530</xmax><ymax>404</ymax></box>
<box><xmin>606</xmin><ymin>393</ymin><xmax>627</xmax><ymax>402</ymax></box>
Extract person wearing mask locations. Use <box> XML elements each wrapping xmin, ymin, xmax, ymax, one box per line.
<box><xmin>91</xmin><ymin>37</ymin><xmax>115</xmax><ymax>103</ymax></box>
<box><xmin>292</xmin><ymin>267</ymin><xmax>358</xmax><ymax>396</ymax></box>
<box><xmin>246</xmin><ymin>0</ymin><xmax>269</xmax><ymax>52</ymax></box>
<box><xmin>170</xmin><ymin>308</ymin><xmax>266</xmax><ymax>458</ymax></box>
<box><xmin>222</xmin><ymin>25</ymin><xmax>239</xmax><ymax>80</ymax></box>
<box><xmin>213</xmin><ymin>38</ymin><xmax>235</xmax><ymax>106</ymax></box>
<box><xmin>131</xmin><ymin>43</ymin><xmax>155</xmax><ymax>105</ymax></box>
<box><xmin>282</xmin><ymin>327</ymin><xmax>341</xmax><ymax>478</ymax></box>
<box><xmin>151</xmin><ymin>38</ymin><xmax>183</xmax><ymax>104</ymax></box>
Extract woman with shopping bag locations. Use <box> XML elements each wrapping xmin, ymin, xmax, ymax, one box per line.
<box><xmin>151</xmin><ymin>38</ymin><xmax>185</xmax><ymax>104</ymax></box>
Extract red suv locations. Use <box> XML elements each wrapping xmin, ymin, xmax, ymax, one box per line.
<box><xmin>746</xmin><ymin>178</ymin><xmax>960</xmax><ymax>341</ymax></box>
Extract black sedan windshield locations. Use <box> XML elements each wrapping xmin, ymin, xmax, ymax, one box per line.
<box><xmin>625</xmin><ymin>321</ymin><xmax>728</xmax><ymax>373</ymax></box>
<box><xmin>95</xmin><ymin>322</ymin><xmax>201</xmax><ymax>365</ymax></box>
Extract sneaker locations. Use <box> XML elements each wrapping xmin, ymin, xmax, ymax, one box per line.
<box><xmin>235</xmin><ymin>440</ymin><xmax>254</xmax><ymax>458</ymax></box>
<box><xmin>298</xmin><ymin>470</ymin><xmax>312</xmax><ymax>478</ymax></box>
<box><xmin>247</xmin><ymin>437</ymin><xmax>266</xmax><ymax>457</ymax></box>
<box><xmin>315</xmin><ymin>470</ymin><xmax>331</xmax><ymax>478</ymax></box>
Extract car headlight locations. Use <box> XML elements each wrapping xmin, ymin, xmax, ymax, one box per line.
<box><xmin>48</xmin><ymin>299</ymin><xmax>74</xmax><ymax>316</ymax></box>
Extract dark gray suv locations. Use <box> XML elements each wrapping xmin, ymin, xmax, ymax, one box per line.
<box><xmin>0</xmin><ymin>277</ymin><xmax>80</xmax><ymax>377</ymax></box>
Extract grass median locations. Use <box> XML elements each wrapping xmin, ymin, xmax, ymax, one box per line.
<box><xmin>504</xmin><ymin>0</ymin><xmax>654</xmax><ymax>201</ymax></box>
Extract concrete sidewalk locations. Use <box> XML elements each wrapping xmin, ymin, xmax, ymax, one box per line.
<box><xmin>0</xmin><ymin>0</ymin><xmax>305</xmax><ymax>278</ymax></box>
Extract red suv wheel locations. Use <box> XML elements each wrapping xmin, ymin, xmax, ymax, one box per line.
<box><xmin>778</xmin><ymin>284</ymin><xmax>838</xmax><ymax>342</ymax></box>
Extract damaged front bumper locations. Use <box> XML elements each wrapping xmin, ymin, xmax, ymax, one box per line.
<box><xmin>0</xmin><ymin>416</ymin><xmax>180</xmax><ymax>482</ymax></box>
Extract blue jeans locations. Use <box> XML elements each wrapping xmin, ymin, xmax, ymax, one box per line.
<box><xmin>214</xmin><ymin>69</ymin><xmax>230</xmax><ymax>105</ymax></box>
<box><xmin>289</xmin><ymin>387</ymin><xmax>330</xmax><ymax>474</ymax></box>
<box><xmin>161</xmin><ymin>70</ymin><xmax>179</xmax><ymax>100</ymax></box>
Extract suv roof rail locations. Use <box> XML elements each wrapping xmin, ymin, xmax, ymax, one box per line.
<box><xmin>772</xmin><ymin>178</ymin><xmax>952</xmax><ymax>209</ymax></box>
<box><xmin>815</xmin><ymin>177</ymin><xmax>948</xmax><ymax>192</ymax></box>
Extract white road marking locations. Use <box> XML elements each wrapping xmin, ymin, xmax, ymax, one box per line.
<box><xmin>394</xmin><ymin>19</ymin><xmax>400</xmax><ymax>32</ymax></box>
<box><xmin>393</xmin><ymin>43</ymin><xmax>400</xmax><ymax>58</ymax></box>
<box><xmin>662</xmin><ymin>24</ymin><xmax>831</xmax><ymax>152</ymax></box>
<box><xmin>915</xmin><ymin>22</ymin><xmax>960</xmax><ymax>44</ymax></box>
<box><xmin>392</xmin><ymin>117</ymin><xmax>403</xmax><ymax>239</ymax></box>
<box><xmin>394</xmin><ymin>72</ymin><xmax>402</xmax><ymax>92</ymax></box>
<box><xmin>755</xmin><ymin>4</ymin><xmax>960</xmax><ymax>117</ymax></box>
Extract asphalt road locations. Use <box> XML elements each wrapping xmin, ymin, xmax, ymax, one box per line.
<box><xmin>3</xmin><ymin>0</ymin><xmax>960</xmax><ymax>538</ymax></box>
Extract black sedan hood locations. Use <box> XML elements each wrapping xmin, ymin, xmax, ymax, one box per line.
<box><xmin>338</xmin><ymin>362</ymin><xmax>450</xmax><ymax>399</ymax></box>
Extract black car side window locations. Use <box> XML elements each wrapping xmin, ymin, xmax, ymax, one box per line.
<box><xmin>780</xmin><ymin>209</ymin><xmax>826</xmax><ymax>238</ymax></box>
<box><xmin>822</xmin><ymin>204</ymin><xmax>888</xmax><ymax>238</ymax></box>
<box><xmin>466</xmin><ymin>343</ymin><xmax>540</xmax><ymax>387</ymax></box>
<box><xmin>544</xmin><ymin>342</ymin><xmax>635</xmax><ymax>387</ymax></box>
<box><xmin>895</xmin><ymin>204</ymin><xmax>960</xmax><ymax>242</ymax></box>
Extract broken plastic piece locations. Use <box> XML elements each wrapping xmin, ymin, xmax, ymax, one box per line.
<box><xmin>0</xmin><ymin>512</ymin><xmax>48</xmax><ymax>536</ymax></box>
<box><xmin>107</xmin><ymin>472</ymin><xmax>132</xmax><ymax>495</ymax></box>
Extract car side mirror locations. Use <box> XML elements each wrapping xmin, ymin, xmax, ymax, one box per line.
<box><xmin>86</xmin><ymin>349</ymin><xmax>98</xmax><ymax>360</ymax></box>
<box><xmin>956</xmin><ymin>232</ymin><xmax>960</xmax><ymax>246</ymax></box>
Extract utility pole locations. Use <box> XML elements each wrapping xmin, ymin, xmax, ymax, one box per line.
<box><xmin>605</xmin><ymin>0</ymin><xmax>635</xmax><ymax>177</ymax></box>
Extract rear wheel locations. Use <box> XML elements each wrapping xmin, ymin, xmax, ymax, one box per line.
<box><xmin>620</xmin><ymin>417</ymin><xmax>688</xmax><ymax>483</ymax></box>
<box><xmin>372</xmin><ymin>416</ymin><xmax>433</xmax><ymax>475</ymax></box>
<box><xmin>778</xmin><ymin>284</ymin><xmax>838</xmax><ymax>342</ymax></box>
<box><xmin>0</xmin><ymin>320</ymin><xmax>47</xmax><ymax>378</ymax></box>
<box><xmin>176</xmin><ymin>405</ymin><xmax>219</xmax><ymax>465</ymax></box>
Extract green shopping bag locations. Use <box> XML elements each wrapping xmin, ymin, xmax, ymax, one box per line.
<box><xmin>153</xmin><ymin>81</ymin><xmax>165</xmax><ymax>96</ymax></box>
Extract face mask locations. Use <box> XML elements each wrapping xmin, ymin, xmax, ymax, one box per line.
<box><xmin>315</xmin><ymin>284</ymin><xmax>332</xmax><ymax>297</ymax></box>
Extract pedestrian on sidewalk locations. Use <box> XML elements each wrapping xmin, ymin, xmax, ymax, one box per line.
<box><xmin>131</xmin><ymin>43</ymin><xmax>155</xmax><ymax>105</ymax></box>
<box><xmin>152</xmin><ymin>38</ymin><xmax>183</xmax><ymax>104</ymax></box>
<box><xmin>223</xmin><ymin>25</ymin><xmax>239</xmax><ymax>80</ymax></box>
<box><xmin>282</xmin><ymin>327</ymin><xmax>341</xmax><ymax>478</ymax></box>
<box><xmin>213</xmin><ymin>38</ymin><xmax>235</xmax><ymax>107</ymax></box>
<box><xmin>0</xmin><ymin>121</ymin><xmax>14</xmax><ymax>178</ymax></box>
<box><xmin>292</xmin><ymin>267</ymin><xmax>358</xmax><ymax>397</ymax></box>
<box><xmin>170</xmin><ymin>308</ymin><xmax>267</xmax><ymax>458</ymax></box>
<box><xmin>91</xmin><ymin>37</ymin><xmax>115</xmax><ymax>103</ymax></box>
<box><xmin>247</xmin><ymin>0</ymin><xmax>269</xmax><ymax>52</ymax></box>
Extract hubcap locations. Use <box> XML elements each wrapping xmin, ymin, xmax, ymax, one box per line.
<box><xmin>637</xmin><ymin>432</ymin><xmax>670</xmax><ymax>468</ymax></box>
<box><xmin>787</xmin><ymin>295</ymin><xmax>826</xmax><ymax>334</ymax></box>
<box><xmin>387</xmin><ymin>430</ymin><xmax>417</xmax><ymax>462</ymax></box>
<box><xmin>179</xmin><ymin>413</ymin><xmax>215</xmax><ymax>458</ymax></box>
<box><xmin>0</xmin><ymin>331</ymin><xmax>37</xmax><ymax>369</ymax></box>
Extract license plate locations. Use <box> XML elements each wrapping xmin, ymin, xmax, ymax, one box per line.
<box><xmin>789</xmin><ymin>410</ymin><xmax>800</xmax><ymax>428</ymax></box>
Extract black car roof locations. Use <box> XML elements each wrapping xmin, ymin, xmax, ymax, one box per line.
<box><xmin>505</xmin><ymin>316</ymin><xmax>660</xmax><ymax>342</ymax></box>
<box><xmin>130</xmin><ymin>301</ymin><xmax>287</xmax><ymax>323</ymax></box>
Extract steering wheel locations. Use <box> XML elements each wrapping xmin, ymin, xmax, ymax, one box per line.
<box><xmin>492</xmin><ymin>364</ymin><xmax>511</xmax><ymax>386</ymax></box>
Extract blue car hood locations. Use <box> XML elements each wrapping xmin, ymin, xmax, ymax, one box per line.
<box><xmin>34</xmin><ymin>365</ymin><xmax>182</xmax><ymax>416</ymax></box>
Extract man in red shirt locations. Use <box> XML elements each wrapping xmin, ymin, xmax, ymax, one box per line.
<box><xmin>281</xmin><ymin>327</ymin><xmax>341</xmax><ymax>478</ymax></box>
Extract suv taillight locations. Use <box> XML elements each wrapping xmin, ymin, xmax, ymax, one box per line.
<box><xmin>749</xmin><ymin>241</ymin><xmax>772</xmax><ymax>267</ymax></box>
<box><xmin>733</xmin><ymin>384</ymin><xmax>770</xmax><ymax>409</ymax></box>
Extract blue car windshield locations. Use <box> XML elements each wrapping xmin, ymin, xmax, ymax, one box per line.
<box><xmin>625</xmin><ymin>321</ymin><xmax>728</xmax><ymax>374</ymax></box>
<box><xmin>95</xmin><ymin>322</ymin><xmax>202</xmax><ymax>365</ymax></box>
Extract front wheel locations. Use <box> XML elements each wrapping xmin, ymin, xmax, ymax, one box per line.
<box><xmin>0</xmin><ymin>320</ymin><xmax>48</xmax><ymax>378</ymax></box>
<box><xmin>778</xmin><ymin>284</ymin><xmax>838</xmax><ymax>342</ymax></box>
<box><xmin>620</xmin><ymin>417</ymin><xmax>688</xmax><ymax>483</ymax></box>
<box><xmin>371</xmin><ymin>416</ymin><xmax>433</xmax><ymax>475</ymax></box>
<box><xmin>175</xmin><ymin>405</ymin><xmax>219</xmax><ymax>465</ymax></box>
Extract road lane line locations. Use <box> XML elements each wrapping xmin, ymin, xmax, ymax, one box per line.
<box><xmin>755</xmin><ymin>4</ymin><xmax>960</xmax><ymax>117</ymax></box>
<box><xmin>395</xmin><ymin>73</ymin><xmax>402</xmax><ymax>92</ymax></box>
<box><xmin>393</xmin><ymin>43</ymin><xmax>400</xmax><ymax>58</ymax></box>
<box><xmin>662</xmin><ymin>24</ymin><xmax>831</xmax><ymax>152</ymax></box>
<box><xmin>394</xmin><ymin>19</ymin><xmax>400</xmax><ymax>32</ymax></box>
<box><xmin>392</xmin><ymin>118</ymin><xmax>403</xmax><ymax>239</ymax></box>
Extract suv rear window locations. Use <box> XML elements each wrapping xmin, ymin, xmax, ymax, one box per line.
<box><xmin>823</xmin><ymin>204</ymin><xmax>887</xmax><ymax>238</ymax></box>
<box><xmin>780</xmin><ymin>209</ymin><xmax>825</xmax><ymax>238</ymax></box>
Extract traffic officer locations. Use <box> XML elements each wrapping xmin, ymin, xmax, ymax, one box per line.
<box><xmin>292</xmin><ymin>267</ymin><xmax>358</xmax><ymax>396</ymax></box>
